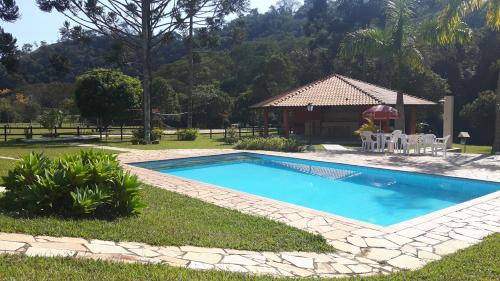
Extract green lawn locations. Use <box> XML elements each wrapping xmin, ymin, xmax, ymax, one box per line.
<box><xmin>101</xmin><ymin>134</ymin><xmax>234</xmax><ymax>150</ymax></box>
<box><xmin>0</xmin><ymin>186</ymin><xmax>332</xmax><ymax>252</ymax></box>
<box><xmin>0</xmin><ymin>233</ymin><xmax>498</xmax><ymax>281</ymax></box>
<box><xmin>0</xmin><ymin>141</ymin><xmax>118</xmax><ymax>159</ymax></box>
<box><xmin>453</xmin><ymin>143</ymin><xmax>492</xmax><ymax>155</ymax></box>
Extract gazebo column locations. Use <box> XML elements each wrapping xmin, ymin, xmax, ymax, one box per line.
<box><xmin>282</xmin><ymin>108</ymin><xmax>289</xmax><ymax>137</ymax></box>
<box><xmin>410</xmin><ymin>107</ymin><xmax>417</xmax><ymax>134</ymax></box>
<box><xmin>263</xmin><ymin>109</ymin><xmax>269</xmax><ymax>136</ymax></box>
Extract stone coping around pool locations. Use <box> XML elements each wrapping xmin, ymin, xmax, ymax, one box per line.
<box><xmin>113</xmin><ymin>149</ymin><xmax>500</xmax><ymax>277</ymax></box>
<box><xmin>0</xmin><ymin>149</ymin><xmax>498</xmax><ymax>278</ymax></box>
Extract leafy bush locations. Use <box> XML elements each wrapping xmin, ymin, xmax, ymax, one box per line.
<box><xmin>178</xmin><ymin>128</ymin><xmax>199</xmax><ymax>141</ymax></box>
<box><xmin>132</xmin><ymin>128</ymin><xmax>163</xmax><ymax>144</ymax></box>
<box><xmin>235</xmin><ymin>137</ymin><xmax>304</xmax><ymax>152</ymax></box>
<box><xmin>1</xmin><ymin>151</ymin><xmax>145</xmax><ymax>218</ymax></box>
<box><xmin>224</xmin><ymin>127</ymin><xmax>239</xmax><ymax>144</ymax></box>
<box><xmin>39</xmin><ymin>109</ymin><xmax>65</xmax><ymax>134</ymax></box>
<box><xmin>75</xmin><ymin>69</ymin><xmax>142</xmax><ymax>126</ymax></box>
<box><xmin>354</xmin><ymin>118</ymin><xmax>378</xmax><ymax>135</ymax></box>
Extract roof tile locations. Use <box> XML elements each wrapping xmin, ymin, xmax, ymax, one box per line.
<box><xmin>250</xmin><ymin>74</ymin><xmax>436</xmax><ymax>108</ymax></box>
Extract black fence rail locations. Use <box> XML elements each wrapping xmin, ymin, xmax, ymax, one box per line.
<box><xmin>1</xmin><ymin>125</ymin><xmax>282</xmax><ymax>142</ymax></box>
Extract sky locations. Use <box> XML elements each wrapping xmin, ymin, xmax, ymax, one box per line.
<box><xmin>2</xmin><ymin>0</ymin><xmax>289</xmax><ymax>46</ymax></box>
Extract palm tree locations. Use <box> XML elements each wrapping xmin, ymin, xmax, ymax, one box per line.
<box><xmin>434</xmin><ymin>0</ymin><xmax>500</xmax><ymax>153</ymax></box>
<box><xmin>339</xmin><ymin>0</ymin><xmax>426</xmax><ymax>131</ymax></box>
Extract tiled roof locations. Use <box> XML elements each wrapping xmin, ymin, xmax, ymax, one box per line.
<box><xmin>250</xmin><ymin>74</ymin><xmax>436</xmax><ymax>108</ymax></box>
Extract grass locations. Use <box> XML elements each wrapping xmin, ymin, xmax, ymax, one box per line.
<box><xmin>0</xmin><ymin>234</ymin><xmax>498</xmax><ymax>281</ymax></box>
<box><xmin>101</xmin><ymin>134</ymin><xmax>234</xmax><ymax>150</ymax></box>
<box><xmin>0</xmin><ymin>186</ymin><xmax>332</xmax><ymax>252</ymax></box>
<box><xmin>0</xmin><ymin>159</ymin><xmax>14</xmax><ymax>184</ymax></box>
<box><xmin>0</xmin><ymin>141</ymin><xmax>331</xmax><ymax>252</ymax></box>
<box><xmin>0</xmin><ymin>141</ymin><xmax>118</xmax><ymax>159</ymax></box>
<box><xmin>453</xmin><ymin>143</ymin><xmax>492</xmax><ymax>155</ymax></box>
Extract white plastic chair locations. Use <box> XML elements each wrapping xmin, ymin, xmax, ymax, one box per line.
<box><xmin>432</xmin><ymin>135</ymin><xmax>450</xmax><ymax>157</ymax></box>
<box><xmin>422</xmin><ymin>134</ymin><xmax>436</xmax><ymax>154</ymax></box>
<box><xmin>402</xmin><ymin>134</ymin><xmax>423</xmax><ymax>155</ymax></box>
<box><xmin>360</xmin><ymin>131</ymin><xmax>377</xmax><ymax>151</ymax></box>
<box><xmin>388</xmin><ymin>130</ymin><xmax>403</xmax><ymax>153</ymax></box>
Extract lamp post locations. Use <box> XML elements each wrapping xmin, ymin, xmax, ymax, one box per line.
<box><xmin>306</xmin><ymin>103</ymin><xmax>314</xmax><ymax>150</ymax></box>
<box><xmin>458</xmin><ymin>132</ymin><xmax>470</xmax><ymax>153</ymax></box>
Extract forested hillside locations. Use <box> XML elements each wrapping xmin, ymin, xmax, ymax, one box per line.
<box><xmin>0</xmin><ymin>0</ymin><xmax>498</xmax><ymax>144</ymax></box>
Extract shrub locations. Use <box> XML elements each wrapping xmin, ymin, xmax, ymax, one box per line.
<box><xmin>132</xmin><ymin>128</ymin><xmax>163</xmax><ymax>144</ymax></box>
<box><xmin>1</xmin><ymin>151</ymin><xmax>145</xmax><ymax>218</ymax></box>
<box><xmin>235</xmin><ymin>137</ymin><xmax>304</xmax><ymax>152</ymax></box>
<box><xmin>354</xmin><ymin>118</ymin><xmax>378</xmax><ymax>135</ymax></box>
<box><xmin>178</xmin><ymin>128</ymin><xmax>199</xmax><ymax>141</ymax></box>
<box><xmin>39</xmin><ymin>109</ymin><xmax>65</xmax><ymax>135</ymax></box>
<box><xmin>224</xmin><ymin>127</ymin><xmax>239</xmax><ymax>144</ymax></box>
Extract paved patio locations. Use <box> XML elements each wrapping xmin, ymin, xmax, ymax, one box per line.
<box><xmin>0</xmin><ymin>148</ymin><xmax>498</xmax><ymax>278</ymax></box>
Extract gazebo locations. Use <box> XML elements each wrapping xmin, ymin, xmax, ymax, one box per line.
<box><xmin>250</xmin><ymin>74</ymin><xmax>436</xmax><ymax>139</ymax></box>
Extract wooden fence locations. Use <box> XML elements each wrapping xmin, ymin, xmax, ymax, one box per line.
<box><xmin>1</xmin><ymin>125</ymin><xmax>281</xmax><ymax>142</ymax></box>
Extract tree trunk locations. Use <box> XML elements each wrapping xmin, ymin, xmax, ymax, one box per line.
<box><xmin>141</xmin><ymin>0</ymin><xmax>152</xmax><ymax>143</ymax></box>
<box><xmin>187</xmin><ymin>15</ymin><xmax>194</xmax><ymax>128</ymax></box>
<box><xmin>492</xmin><ymin>69</ymin><xmax>500</xmax><ymax>153</ymax></box>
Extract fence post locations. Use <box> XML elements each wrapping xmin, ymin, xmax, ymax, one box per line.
<box><xmin>252</xmin><ymin>127</ymin><xmax>255</xmax><ymax>137</ymax></box>
<box><xmin>209</xmin><ymin>128</ymin><xmax>212</xmax><ymax>139</ymax></box>
<box><xmin>99</xmin><ymin>127</ymin><xmax>102</xmax><ymax>140</ymax></box>
<box><xmin>120</xmin><ymin>125</ymin><xmax>123</xmax><ymax>141</ymax></box>
<box><xmin>30</xmin><ymin>126</ymin><xmax>33</xmax><ymax>139</ymax></box>
<box><xmin>3</xmin><ymin>125</ymin><xmax>6</xmax><ymax>142</ymax></box>
<box><xmin>224</xmin><ymin>128</ymin><xmax>227</xmax><ymax>139</ymax></box>
<box><xmin>238</xmin><ymin>127</ymin><xmax>241</xmax><ymax>138</ymax></box>
<box><xmin>77</xmin><ymin>126</ymin><xmax>80</xmax><ymax>136</ymax></box>
<box><xmin>54</xmin><ymin>127</ymin><xmax>57</xmax><ymax>136</ymax></box>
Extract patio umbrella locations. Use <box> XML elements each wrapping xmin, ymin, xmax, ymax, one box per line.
<box><xmin>362</xmin><ymin>104</ymin><xmax>399</xmax><ymax>132</ymax></box>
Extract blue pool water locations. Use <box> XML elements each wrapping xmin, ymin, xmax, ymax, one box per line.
<box><xmin>132</xmin><ymin>153</ymin><xmax>499</xmax><ymax>226</ymax></box>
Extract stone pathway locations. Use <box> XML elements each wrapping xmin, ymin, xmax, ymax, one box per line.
<box><xmin>1</xmin><ymin>149</ymin><xmax>498</xmax><ymax>278</ymax></box>
<box><xmin>0</xmin><ymin>232</ymin><xmax>391</xmax><ymax>277</ymax></box>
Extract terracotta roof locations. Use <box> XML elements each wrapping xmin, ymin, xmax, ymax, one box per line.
<box><xmin>250</xmin><ymin>74</ymin><xmax>436</xmax><ymax>108</ymax></box>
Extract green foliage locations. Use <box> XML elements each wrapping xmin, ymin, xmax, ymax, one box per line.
<box><xmin>177</xmin><ymin>128</ymin><xmax>199</xmax><ymax>141</ymax></box>
<box><xmin>192</xmin><ymin>84</ymin><xmax>232</xmax><ymax>128</ymax></box>
<box><xmin>459</xmin><ymin>90</ymin><xmax>496</xmax><ymax>144</ymax></box>
<box><xmin>339</xmin><ymin>0</ymin><xmax>427</xmax><ymax>90</ymax></box>
<box><xmin>1</xmin><ymin>151</ymin><xmax>145</xmax><ymax>218</ymax></box>
<box><xmin>224</xmin><ymin>127</ymin><xmax>239</xmax><ymax>144</ymax></box>
<box><xmin>354</xmin><ymin>118</ymin><xmax>378</xmax><ymax>135</ymax></box>
<box><xmin>235</xmin><ymin>137</ymin><xmax>304</xmax><ymax>152</ymax></box>
<box><xmin>0</xmin><ymin>100</ymin><xmax>19</xmax><ymax>123</ymax></box>
<box><xmin>38</xmin><ymin>109</ymin><xmax>65</xmax><ymax>134</ymax></box>
<box><xmin>132</xmin><ymin>128</ymin><xmax>163</xmax><ymax>143</ymax></box>
<box><xmin>151</xmin><ymin>77</ymin><xmax>180</xmax><ymax>115</ymax></box>
<box><xmin>75</xmin><ymin>69</ymin><xmax>142</xmax><ymax>126</ymax></box>
<box><xmin>20</xmin><ymin>82</ymin><xmax>76</xmax><ymax>111</ymax></box>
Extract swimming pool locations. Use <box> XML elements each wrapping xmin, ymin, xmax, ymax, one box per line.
<box><xmin>132</xmin><ymin>153</ymin><xmax>500</xmax><ymax>226</ymax></box>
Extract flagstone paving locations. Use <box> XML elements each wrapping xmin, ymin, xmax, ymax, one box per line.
<box><xmin>0</xmin><ymin>149</ymin><xmax>498</xmax><ymax>278</ymax></box>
